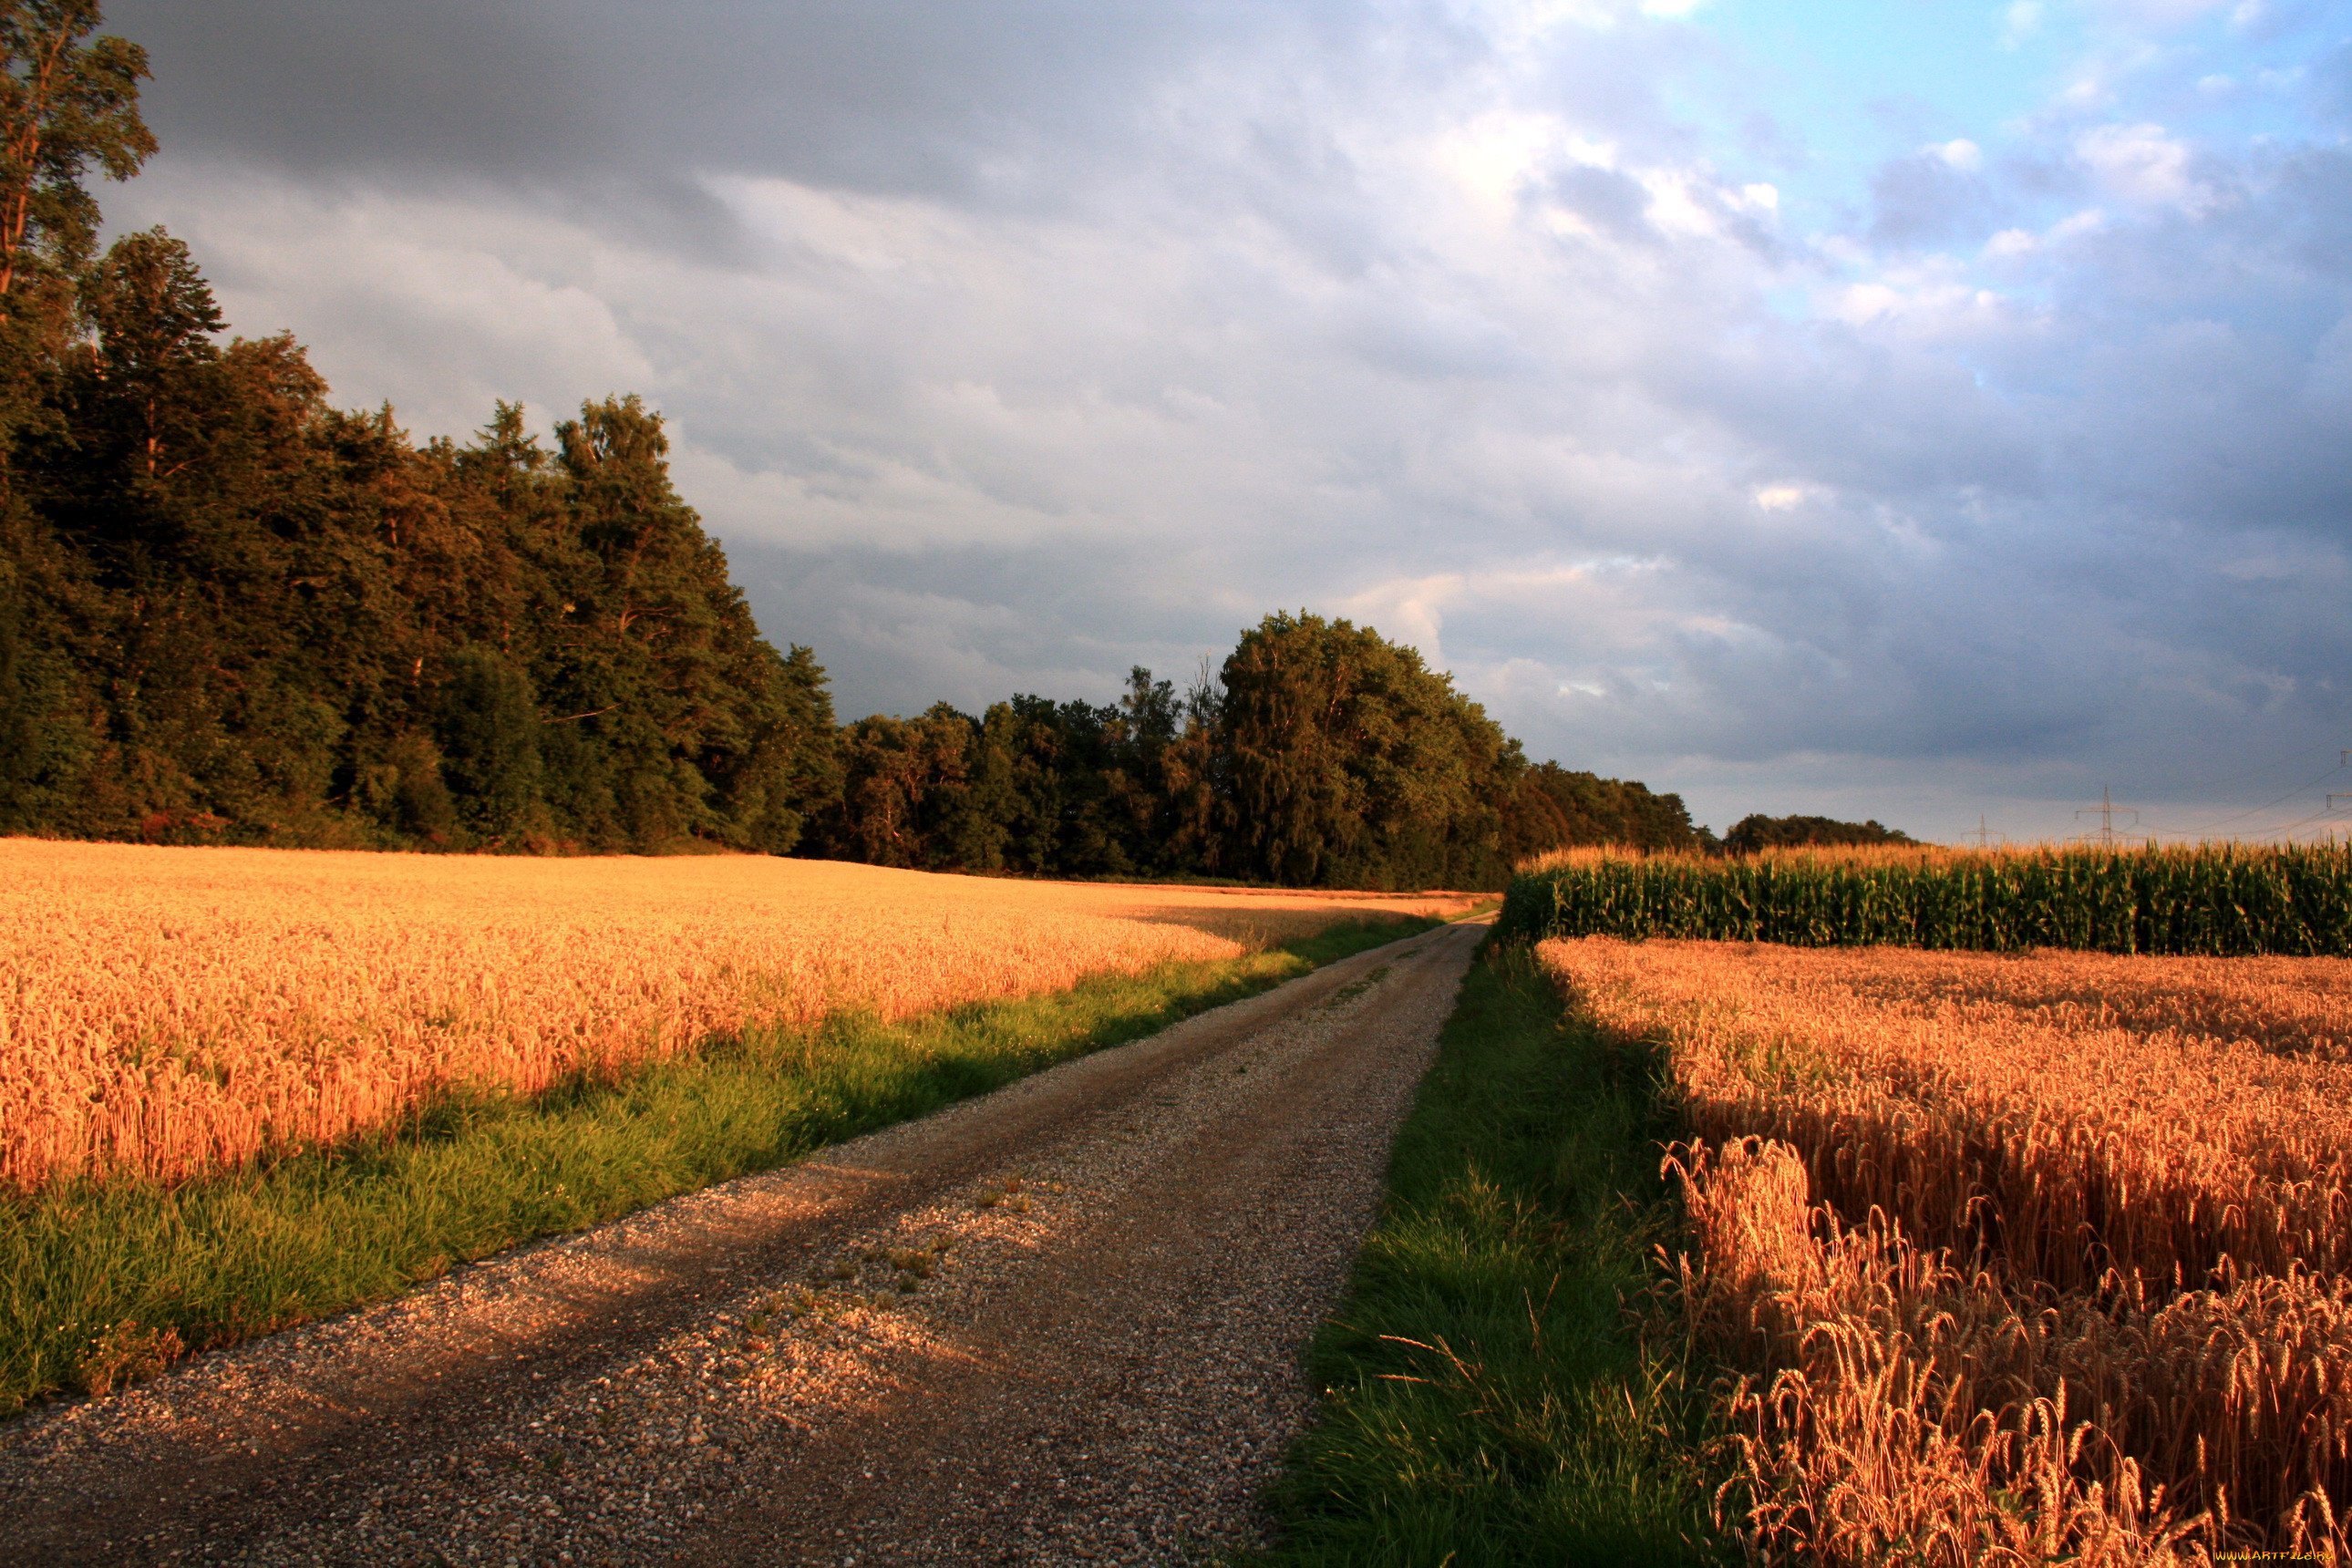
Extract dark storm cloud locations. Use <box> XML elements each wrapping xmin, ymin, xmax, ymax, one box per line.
<box><xmin>109</xmin><ymin>1</ymin><xmax>1377</xmax><ymax>201</ymax></box>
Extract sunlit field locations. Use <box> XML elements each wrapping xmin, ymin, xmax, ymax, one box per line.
<box><xmin>1542</xmin><ymin>936</ymin><xmax>2352</xmax><ymax>1562</ymax></box>
<box><xmin>2</xmin><ymin>839</ymin><xmax>1469</xmax><ymax>1191</ymax></box>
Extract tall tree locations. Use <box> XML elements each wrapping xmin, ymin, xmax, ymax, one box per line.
<box><xmin>0</xmin><ymin>0</ymin><xmax>150</xmax><ymax>305</ymax></box>
<box><xmin>77</xmin><ymin>226</ymin><xmax>222</xmax><ymax>476</ymax></box>
<box><xmin>1218</xmin><ymin>611</ymin><xmax>1519</xmax><ymax>889</ymax></box>
<box><xmin>0</xmin><ymin>4</ymin><xmax>150</xmax><ymax>830</ymax></box>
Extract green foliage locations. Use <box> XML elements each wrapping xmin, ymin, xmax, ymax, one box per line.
<box><xmin>1503</xmin><ymin>761</ymin><xmax>1708</xmax><ymax>858</ymax></box>
<box><xmin>813</xmin><ymin>666</ymin><xmax>1229</xmax><ymax>881</ymax></box>
<box><xmin>0</xmin><ymin>1</ymin><xmax>154</xmax><ymax>311</ymax></box>
<box><xmin>1497</xmin><ymin>842</ymin><xmax>2352</xmax><ymax>955</ymax></box>
<box><xmin>435</xmin><ymin>645</ymin><xmax>542</xmax><ymax>841</ymax></box>
<box><xmin>0</xmin><ymin>234</ymin><xmax>841</xmax><ymax>849</ymax></box>
<box><xmin>1255</xmin><ymin>946</ymin><xmax>1725</xmax><ymax>1565</ymax></box>
<box><xmin>1721</xmin><ymin>811</ymin><xmax>1914</xmax><ymax>854</ymax></box>
<box><xmin>0</xmin><ymin>915</ymin><xmax>1429</xmax><ymax>1418</ymax></box>
<box><xmin>0</xmin><ymin>555</ymin><xmax>88</xmax><ymax>828</ymax></box>
<box><xmin>1220</xmin><ymin>611</ymin><xmax>1519</xmax><ymax>890</ymax></box>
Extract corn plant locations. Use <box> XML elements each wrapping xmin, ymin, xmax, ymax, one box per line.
<box><xmin>1501</xmin><ymin>842</ymin><xmax>2352</xmax><ymax>955</ymax></box>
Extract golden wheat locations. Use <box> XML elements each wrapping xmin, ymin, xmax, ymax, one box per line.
<box><xmin>0</xmin><ymin>839</ymin><xmax>1467</xmax><ymax>1191</ymax></box>
<box><xmin>1675</xmin><ymin>1139</ymin><xmax>2352</xmax><ymax>1563</ymax></box>
<box><xmin>1538</xmin><ymin>938</ymin><xmax>2352</xmax><ymax>1562</ymax></box>
<box><xmin>1545</xmin><ymin>938</ymin><xmax>2352</xmax><ymax>1287</ymax></box>
<box><xmin>1675</xmin><ymin>1139</ymin><xmax>2208</xmax><ymax>1566</ymax></box>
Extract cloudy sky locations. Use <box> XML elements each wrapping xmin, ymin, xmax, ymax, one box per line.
<box><xmin>101</xmin><ymin>0</ymin><xmax>2352</xmax><ymax>841</ymax></box>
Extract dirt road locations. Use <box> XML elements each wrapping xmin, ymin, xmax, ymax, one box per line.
<box><xmin>0</xmin><ymin>919</ymin><xmax>1484</xmax><ymax>1565</ymax></box>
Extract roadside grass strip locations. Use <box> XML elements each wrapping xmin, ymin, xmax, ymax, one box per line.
<box><xmin>0</xmin><ymin>917</ymin><xmax>1432</xmax><ymax>1420</ymax></box>
<box><xmin>1256</xmin><ymin>943</ymin><xmax>1728</xmax><ymax>1567</ymax></box>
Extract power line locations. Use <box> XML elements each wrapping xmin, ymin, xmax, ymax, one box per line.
<box><xmin>2261</xmin><ymin>804</ymin><xmax>2347</xmax><ymax>841</ymax></box>
<box><xmin>2161</xmin><ymin>754</ymin><xmax>2349</xmax><ymax>839</ymax></box>
<box><xmin>2225</xmin><ymin>787</ymin><xmax>2352</xmax><ymax>842</ymax></box>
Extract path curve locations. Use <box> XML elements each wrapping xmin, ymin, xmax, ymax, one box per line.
<box><xmin>0</xmin><ymin>919</ymin><xmax>1485</xmax><ymax>1565</ymax></box>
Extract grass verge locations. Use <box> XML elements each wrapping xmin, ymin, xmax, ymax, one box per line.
<box><xmin>1253</xmin><ymin>941</ymin><xmax>1728</xmax><ymax>1566</ymax></box>
<box><xmin>0</xmin><ymin>915</ymin><xmax>1431</xmax><ymax>1420</ymax></box>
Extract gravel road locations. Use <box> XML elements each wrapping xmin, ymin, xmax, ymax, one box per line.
<box><xmin>0</xmin><ymin>918</ymin><xmax>1485</xmax><ymax>1566</ymax></box>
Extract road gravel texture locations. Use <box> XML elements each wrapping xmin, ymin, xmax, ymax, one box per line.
<box><xmin>0</xmin><ymin>919</ymin><xmax>1484</xmax><ymax>1565</ymax></box>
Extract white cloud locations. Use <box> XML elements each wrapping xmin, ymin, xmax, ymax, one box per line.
<box><xmin>1450</xmin><ymin>0</ymin><xmax>1630</xmax><ymax>45</ymax></box>
<box><xmin>1752</xmin><ymin>483</ymin><xmax>1815</xmax><ymax>511</ymax></box>
<box><xmin>1982</xmin><ymin>207</ymin><xmax>2108</xmax><ymax>259</ymax></box>
<box><xmin>2059</xmin><ymin>77</ymin><xmax>2112</xmax><ymax>109</ymax></box>
<box><xmin>1829</xmin><ymin>267</ymin><xmax>2008</xmax><ymax>336</ymax></box>
<box><xmin>1434</xmin><ymin>110</ymin><xmax>1563</xmax><ymax>211</ymax></box>
<box><xmin>2075</xmin><ymin>122</ymin><xmax>2213</xmax><ymax>212</ymax></box>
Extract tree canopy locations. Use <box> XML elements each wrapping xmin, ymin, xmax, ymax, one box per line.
<box><xmin>1722</xmin><ymin>813</ymin><xmax>1917</xmax><ymax>854</ymax></box>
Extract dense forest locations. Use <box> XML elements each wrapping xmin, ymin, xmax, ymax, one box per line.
<box><xmin>0</xmin><ymin>5</ymin><xmax>1892</xmax><ymax>889</ymax></box>
<box><xmin>1720</xmin><ymin>813</ymin><xmax>1917</xmax><ymax>854</ymax></box>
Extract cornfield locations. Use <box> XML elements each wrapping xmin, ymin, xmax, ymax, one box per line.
<box><xmin>0</xmin><ymin>839</ymin><xmax>1465</xmax><ymax>1192</ymax></box>
<box><xmin>1540</xmin><ymin>936</ymin><xmax>2352</xmax><ymax>1563</ymax></box>
<box><xmin>1501</xmin><ymin>841</ymin><xmax>2352</xmax><ymax>955</ymax></box>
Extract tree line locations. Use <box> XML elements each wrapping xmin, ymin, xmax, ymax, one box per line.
<box><xmin>807</xmin><ymin>620</ymin><xmax>1706</xmax><ymax>888</ymax></box>
<box><xmin>1</xmin><ymin>5</ymin><xmax>1901</xmax><ymax>889</ymax></box>
<box><xmin>1720</xmin><ymin>813</ymin><xmax>1916</xmax><ymax>855</ymax></box>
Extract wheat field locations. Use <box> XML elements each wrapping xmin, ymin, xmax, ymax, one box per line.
<box><xmin>1</xmin><ymin>839</ymin><xmax>1466</xmax><ymax>1191</ymax></box>
<box><xmin>1540</xmin><ymin>936</ymin><xmax>2352</xmax><ymax>1563</ymax></box>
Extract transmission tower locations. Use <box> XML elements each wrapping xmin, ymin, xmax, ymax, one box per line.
<box><xmin>2076</xmin><ymin>785</ymin><xmax>2139</xmax><ymax>849</ymax></box>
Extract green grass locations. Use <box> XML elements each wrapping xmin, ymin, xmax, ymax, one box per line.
<box><xmin>1254</xmin><ymin>942</ymin><xmax>1728</xmax><ymax>1567</ymax></box>
<box><xmin>1500</xmin><ymin>841</ymin><xmax>2352</xmax><ymax>955</ymax></box>
<box><xmin>0</xmin><ymin>915</ymin><xmax>1432</xmax><ymax>1420</ymax></box>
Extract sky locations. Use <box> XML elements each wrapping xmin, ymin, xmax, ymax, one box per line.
<box><xmin>96</xmin><ymin>0</ymin><xmax>2352</xmax><ymax>842</ymax></box>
